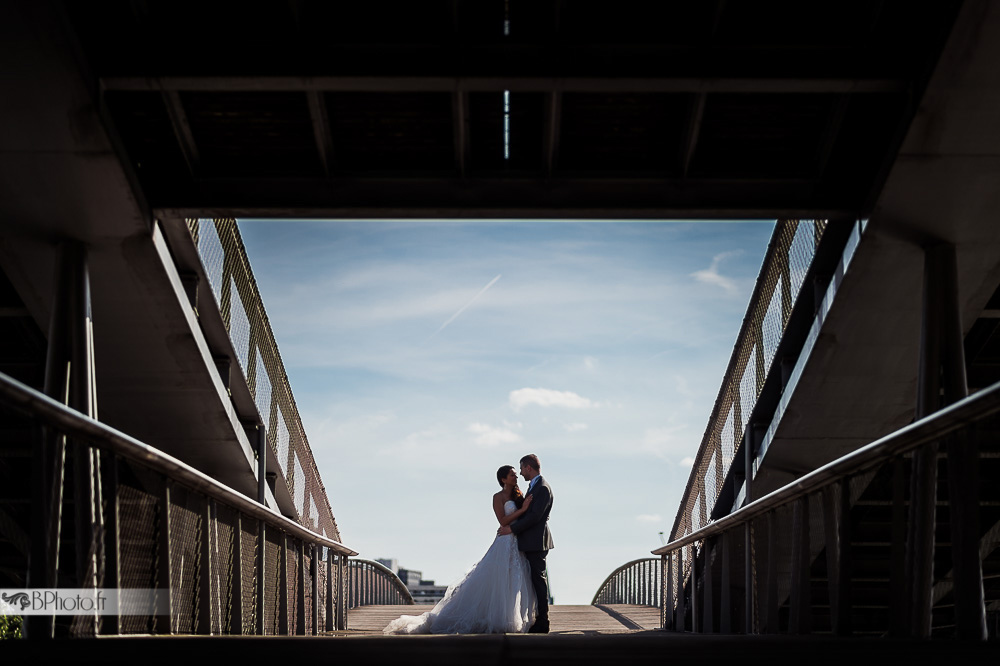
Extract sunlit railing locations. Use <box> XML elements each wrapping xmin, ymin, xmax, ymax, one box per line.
<box><xmin>591</xmin><ymin>558</ymin><xmax>662</xmax><ymax>611</ymax></box>
<box><xmin>0</xmin><ymin>370</ymin><xmax>357</xmax><ymax>637</ymax></box>
<box><xmin>653</xmin><ymin>380</ymin><xmax>1000</xmax><ymax>638</ymax></box>
<box><xmin>346</xmin><ymin>559</ymin><xmax>414</xmax><ymax>608</ymax></box>
<box><xmin>188</xmin><ymin>218</ymin><xmax>340</xmax><ymax>543</ymax></box>
<box><xmin>671</xmin><ymin>219</ymin><xmax>832</xmax><ymax>543</ymax></box>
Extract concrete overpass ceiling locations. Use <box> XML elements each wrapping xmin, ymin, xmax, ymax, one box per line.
<box><xmin>57</xmin><ymin>0</ymin><xmax>963</xmax><ymax>219</ymax></box>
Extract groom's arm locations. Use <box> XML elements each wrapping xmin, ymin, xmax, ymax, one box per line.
<box><xmin>510</xmin><ymin>485</ymin><xmax>550</xmax><ymax>535</ymax></box>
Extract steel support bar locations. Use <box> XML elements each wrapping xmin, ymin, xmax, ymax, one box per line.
<box><xmin>789</xmin><ymin>496</ymin><xmax>811</xmax><ymax>635</ymax></box>
<box><xmin>198</xmin><ymin>497</ymin><xmax>213</xmax><ymax>634</ymax></box>
<box><xmin>104</xmin><ymin>456</ymin><xmax>121</xmax><ymax>636</ymax></box>
<box><xmin>924</xmin><ymin>245</ymin><xmax>986</xmax><ymax>641</ymax></box>
<box><xmin>677</xmin><ymin>548</ymin><xmax>686</xmax><ymax>632</ymax></box>
<box><xmin>156</xmin><ymin>481</ymin><xmax>173</xmax><ymax>635</ymax></box>
<box><xmin>297</xmin><ymin>540</ymin><xmax>306</xmax><ymax>635</ymax></box>
<box><xmin>890</xmin><ymin>457</ymin><xmax>907</xmax><ymax>637</ymax></box>
<box><xmin>29</xmin><ymin>242</ymin><xmax>94</xmax><ymax>639</ymax></box>
<box><xmin>703</xmin><ymin>538</ymin><xmax>715</xmax><ymax>633</ymax></box>
<box><xmin>339</xmin><ymin>554</ymin><xmax>348</xmax><ymax>630</ymax></box>
<box><xmin>744</xmin><ymin>522</ymin><xmax>753</xmax><ymax>633</ymax></box>
<box><xmin>232</xmin><ymin>512</ymin><xmax>243</xmax><ymax>634</ymax></box>
<box><xmin>256</xmin><ymin>521</ymin><xmax>265</xmax><ymax>634</ymax></box>
<box><xmin>278</xmin><ymin>533</ymin><xmax>288</xmax><ymax>635</ymax></box>
<box><xmin>691</xmin><ymin>544</ymin><xmax>699</xmax><ymax>633</ymax></box>
<box><xmin>311</xmin><ymin>544</ymin><xmax>319</xmax><ymax>635</ymax></box>
<box><xmin>720</xmin><ymin>530</ymin><xmax>731</xmax><ymax>634</ymax></box>
<box><xmin>326</xmin><ymin>551</ymin><xmax>334</xmax><ymax>632</ymax></box>
<box><xmin>836</xmin><ymin>478</ymin><xmax>853</xmax><ymax>635</ymax></box>
<box><xmin>766</xmin><ymin>511</ymin><xmax>779</xmax><ymax>633</ymax></box>
<box><xmin>665</xmin><ymin>553</ymin><xmax>674</xmax><ymax>630</ymax></box>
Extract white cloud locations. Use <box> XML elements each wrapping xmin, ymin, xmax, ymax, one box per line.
<box><xmin>679</xmin><ymin>456</ymin><xmax>696</xmax><ymax>468</ymax></box>
<box><xmin>563</xmin><ymin>422</ymin><xmax>589</xmax><ymax>433</ymax></box>
<box><xmin>691</xmin><ymin>250</ymin><xmax>744</xmax><ymax>294</ymax></box>
<box><xmin>509</xmin><ymin>388</ymin><xmax>597</xmax><ymax>412</ymax></box>
<box><xmin>468</xmin><ymin>422</ymin><xmax>522</xmax><ymax>448</ymax></box>
<box><xmin>635</xmin><ymin>514</ymin><xmax>662</xmax><ymax>523</ymax></box>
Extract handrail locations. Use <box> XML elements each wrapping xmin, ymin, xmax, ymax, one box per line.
<box><xmin>591</xmin><ymin>558</ymin><xmax>660</xmax><ymax>605</ymax></box>
<box><xmin>0</xmin><ymin>369</ymin><xmax>357</xmax><ymax>556</ymax></box>
<box><xmin>347</xmin><ymin>558</ymin><xmax>415</xmax><ymax>606</ymax></box>
<box><xmin>653</xmin><ymin>377</ymin><xmax>1000</xmax><ymax>555</ymax></box>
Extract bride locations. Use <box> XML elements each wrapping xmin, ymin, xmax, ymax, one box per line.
<box><xmin>383</xmin><ymin>465</ymin><xmax>538</xmax><ymax>634</ymax></box>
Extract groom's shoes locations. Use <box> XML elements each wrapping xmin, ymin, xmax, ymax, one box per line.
<box><xmin>528</xmin><ymin>620</ymin><xmax>550</xmax><ymax>634</ymax></box>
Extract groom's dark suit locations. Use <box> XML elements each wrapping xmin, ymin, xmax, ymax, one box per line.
<box><xmin>510</xmin><ymin>475</ymin><xmax>554</xmax><ymax>631</ymax></box>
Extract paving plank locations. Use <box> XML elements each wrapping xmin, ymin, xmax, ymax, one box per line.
<box><xmin>346</xmin><ymin>604</ymin><xmax>657</xmax><ymax>635</ymax></box>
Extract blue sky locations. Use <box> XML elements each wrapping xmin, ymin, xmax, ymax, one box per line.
<box><xmin>239</xmin><ymin>219</ymin><xmax>774</xmax><ymax>604</ymax></box>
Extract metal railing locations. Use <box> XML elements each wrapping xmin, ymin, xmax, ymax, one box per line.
<box><xmin>652</xmin><ymin>378</ymin><xmax>1000</xmax><ymax>638</ymax></box>
<box><xmin>0</xmin><ymin>370</ymin><xmax>357</xmax><ymax>637</ymax></box>
<box><xmin>346</xmin><ymin>559</ymin><xmax>414</xmax><ymax>608</ymax></box>
<box><xmin>187</xmin><ymin>218</ymin><xmax>340</xmax><ymax>542</ymax></box>
<box><xmin>670</xmin><ymin>220</ymin><xmax>837</xmax><ymax>543</ymax></box>
<box><xmin>591</xmin><ymin>558</ymin><xmax>662</xmax><ymax>610</ymax></box>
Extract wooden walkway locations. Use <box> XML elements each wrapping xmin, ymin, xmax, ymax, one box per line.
<box><xmin>345</xmin><ymin>604</ymin><xmax>661</xmax><ymax>635</ymax></box>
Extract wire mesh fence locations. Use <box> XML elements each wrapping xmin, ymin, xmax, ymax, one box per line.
<box><xmin>653</xmin><ymin>388</ymin><xmax>1000</xmax><ymax>638</ymax></box>
<box><xmin>671</xmin><ymin>219</ymin><xmax>827</xmax><ymax>545</ymax></box>
<box><xmin>187</xmin><ymin>218</ymin><xmax>340</xmax><ymax>545</ymax></box>
<box><xmin>0</xmin><ymin>372</ymin><xmax>354</xmax><ymax>637</ymax></box>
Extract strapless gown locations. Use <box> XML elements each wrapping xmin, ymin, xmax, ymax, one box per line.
<box><xmin>383</xmin><ymin>500</ymin><xmax>537</xmax><ymax>634</ymax></box>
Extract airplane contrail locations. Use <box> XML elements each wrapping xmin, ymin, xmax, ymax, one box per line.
<box><xmin>430</xmin><ymin>274</ymin><xmax>502</xmax><ymax>338</ymax></box>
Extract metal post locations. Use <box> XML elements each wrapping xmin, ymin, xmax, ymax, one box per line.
<box><xmin>339</xmin><ymin>555</ymin><xmax>348</xmax><ymax>630</ymax></box>
<box><xmin>927</xmin><ymin>245</ymin><xmax>986</xmax><ymax>640</ymax></box>
<box><xmin>692</xmin><ymin>545</ymin><xmax>698</xmax><ymax>632</ymax></box>
<box><xmin>297</xmin><ymin>539</ymin><xmax>306</xmax><ymax>635</ymax></box>
<box><xmin>789</xmin><ymin>495</ymin><xmax>811</xmax><ymax>634</ymax></box>
<box><xmin>906</xmin><ymin>243</ymin><xmax>971</xmax><ymax>638</ymax></box>
<box><xmin>156</xmin><ymin>480</ymin><xmax>173</xmax><ymax>635</ymax></box>
<box><xmin>704</xmin><ymin>539</ymin><xmax>715</xmax><ymax>633</ymax></box>
<box><xmin>311</xmin><ymin>544</ymin><xmax>319</xmax><ymax>635</ymax></box>
<box><xmin>278</xmin><ymin>533</ymin><xmax>288</xmax><ymax>635</ymax></box>
<box><xmin>326</xmin><ymin>551</ymin><xmax>334</xmax><ymax>632</ymax></box>
<box><xmin>198</xmin><ymin>497</ymin><xmax>213</xmax><ymax>634</ymax></box>
<box><xmin>766</xmin><ymin>511</ymin><xmax>779</xmax><ymax>633</ymax></box>
<box><xmin>677</xmin><ymin>548</ymin><xmax>686</xmax><ymax>632</ymax></box>
<box><xmin>104</xmin><ymin>455</ymin><xmax>121</xmax><ymax>636</ymax></box>
<box><xmin>836</xmin><ymin>479</ymin><xmax>852</xmax><ymax>635</ymax></box>
<box><xmin>256</xmin><ymin>521</ymin><xmax>265</xmax><ymax>634</ymax></box>
<box><xmin>822</xmin><ymin>485</ymin><xmax>840</xmax><ymax>635</ymax></box>
<box><xmin>665</xmin><ymin>553</ymin><xmax>674</xmax><ymax>631</ymax></box>
<box><xmin>744</xmin><ymin>521</ymin><xmax>753</xmax><ymax>634</ymax></box>
<box><xmin>28</xmin><ymin>243</ymin><xmax>96</xmax><ymax>639</ymax></box>
<box><xmin>889</xmin><ymin>457</ymin><xmax>907</xmax><ymax>637</ymax></box>
<box><xmin>720</xmin><ymin>531</ymin><xmax>731</xmax><ymax>634</ymax></box>
<box><xmin>232</xmin><ymin>514</ymin><xmax>244</xmax><ymax>634</ymax></box>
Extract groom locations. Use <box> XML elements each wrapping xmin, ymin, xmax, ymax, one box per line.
<box><xmin>498</xmin><ymin>453</ymin><xmax>554</xmax><ymax>633</ymax></box>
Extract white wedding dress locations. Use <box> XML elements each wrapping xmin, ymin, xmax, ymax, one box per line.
<box><xmin>383</xmin><ymin>500</ymin><xmax>537</xmax><ymax>634</ymax></box>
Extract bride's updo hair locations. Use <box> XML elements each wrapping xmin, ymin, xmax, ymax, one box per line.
<box><xmin>496</xmin><ymin>465</ymin><xmax>525</xmax><ymax>509</ymax></box>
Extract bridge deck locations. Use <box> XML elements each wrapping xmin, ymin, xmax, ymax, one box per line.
<box><xmin>345</xmin><ymin>604</ymin><xmax>660</xmax><ymax>635</ymax></box>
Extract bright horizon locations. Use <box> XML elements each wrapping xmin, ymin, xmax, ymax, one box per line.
<box><xmin>238</xmin><ymin>219</ymin><xmax>775</xmax><ymax>604</ymax></box>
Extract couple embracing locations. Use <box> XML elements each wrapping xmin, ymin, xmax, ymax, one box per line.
<box><xmin>384</xmin><ymin>454</ymin><xmax>554</xmax><ymax>635</ymax></box>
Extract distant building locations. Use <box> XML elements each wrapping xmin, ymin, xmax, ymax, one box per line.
<box><xmin>381</xmin><ymin>561</ymin><xmax>448</xmax><ymax>605</ymax></box>
<box><xmin>410</xmin><ymin>579</ymin><xmax>448</xmax><ymax>605</ymax></box>
<box><xmin>375</xmin><ymin>558</ymin><xmax>399</xmax><ymax>574</ymax></box>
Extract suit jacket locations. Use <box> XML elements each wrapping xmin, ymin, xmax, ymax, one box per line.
<box><xmin>511</xmin><ymin>476</ymin><xmax>554</xmax><ymax>552</ymax></box>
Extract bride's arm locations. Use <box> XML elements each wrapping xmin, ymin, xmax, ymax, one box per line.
<box><xmin>495</xmin><ymin>494</ymin><xmax>533</xmax><ymax>527</ymax></box>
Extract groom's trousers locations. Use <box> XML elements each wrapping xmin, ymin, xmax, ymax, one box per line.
<box><xmin>525</xmin><ymin>550</ymin><xmax>549</xmax><ymax>623</ymax></box>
